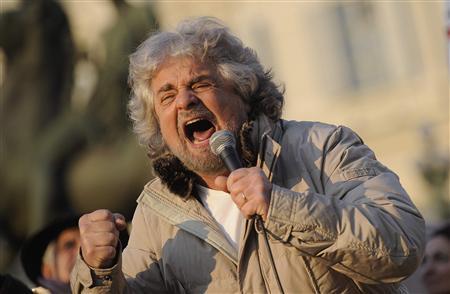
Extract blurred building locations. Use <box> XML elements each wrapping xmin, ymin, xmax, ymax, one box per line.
<box><xmin>155</xmin><ymin>3</ymin><xmax>449</xmax><ymax>291</ymax></box>
<box><xmin>153</xmin><ymin>1</ymin><xmax>449</xmax><ymax>222</ymax></box>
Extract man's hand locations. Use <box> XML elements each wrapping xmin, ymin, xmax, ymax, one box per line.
<box><xmin>215</xmin><ymin>167</ymin><xmax>272</xmax><ymax>221</ymax></box>
<box><xmin>78</xmin><ymin>209</ymin><xmax>127</xmax><ymax>269</ymax></box>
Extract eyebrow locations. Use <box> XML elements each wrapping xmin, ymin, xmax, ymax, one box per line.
<box><xmin>156</xmin><ymin>83</ymin><xmax>176</xmax><ymax>96</ymax></box>
<box><xmin>187</xmin><ymin>75</ymin><xmax>214</xmax><ymax>87</ymax></box>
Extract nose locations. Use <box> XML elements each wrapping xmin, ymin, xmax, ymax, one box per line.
<box><xmin>175</xmin><ymin>88</ymin><xmax>199</xmax><ymax>110</ymax></box>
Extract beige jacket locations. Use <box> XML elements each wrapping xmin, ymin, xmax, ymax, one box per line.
<box><xmin>71</xmin><ymin>116</ymin><xmax>425</xmax><ymax>293</ymax></box>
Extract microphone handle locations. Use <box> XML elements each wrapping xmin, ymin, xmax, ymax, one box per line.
<box><xmin>221</xmin><ymin>146</ymin><xmax>242</xmax><ymax>171</ymax></box>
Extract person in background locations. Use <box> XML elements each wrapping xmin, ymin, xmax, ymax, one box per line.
<box><xmin>21</xmin><ymin>216</ymin><xmax>81</xmax><ymax>294</ymax></box>
<box><xmin>71</xmin><ymin>17</ymin><xmax>425</xmax><ymax>293</ymax></box>
<box><xmin>422</xmin><ymin>222</ymin><xmax>450</xmax><ymax>294</ymax></box>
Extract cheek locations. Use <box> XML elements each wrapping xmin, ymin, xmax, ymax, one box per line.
<box><xmin>156</xmin><ymin>108</ymin><xmax>178</xmax><ymax>134</ymax></box>
<box><xmin>158</xmin><ymin>114</ymin><xmax>181</xmax><ymax>149</ymax></box>
<box><xmin>440</xmin><ymin>263</ymin><xmax>450</xmax><ymax>275</ymax></box>
<box><xmin>58</xmin><ymin>252</ymin><xmax>70</xmax><ymax>264</ymax></box>
<box><xmin>159</xmin><ymin>114</ymin><xmax>176</xmax><ymax>133</ymax></box>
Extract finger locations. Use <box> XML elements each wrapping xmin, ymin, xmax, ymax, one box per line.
<box><xmin>246</xmin><ymin>198</ymin><xmax>269</xmax><ymax>221</ymax></box>
<box><xmin>88</xmin><ymin>209</ymin><xmax>114</xmax><ymax>222</ymax></box>
<box><xmin>233</xmin><ymin>169</ymin><xmax>272</xmax><ymax>200</ymax></box>
<box><xmin>230</xmin><ymin>191</ymin><xmax>247</xmax><ymax>209</ymax></box>
<box><xmin>80</xmin><ymin>220</ymin><xmax>117</xmax><ymax>234</ymax></box>
<box><xmin>226</xmin><ymin>168</ymin><xmax>249</xmax><ymax>191</ymax></box>
<box><xmin>113</xmin><ymin>213</ymin><xmax>127</xmax><ymax>231</ymax></box>
<box><xmin>228</xmin><ymin>180</ymin><xmax>250</xmax><ymax>199</ymax></box>
<box><xmin>85</xmin><ymin>232</ymin><xmax>118</xmax><ymax>247</ymax></box>
<box><xmin>214</xmin><ymin>176</ymin><xmax>228</xmax><ymax>192</ymax></box>
<box><xmin>240</xmin><ymin>203</ymin><xmax>257</xmax><ymax>220</ymax></box>
<box><xmin>78</xmin><ymin>213</ymin><xmax>90</xmax><ymax>227</ymax></box>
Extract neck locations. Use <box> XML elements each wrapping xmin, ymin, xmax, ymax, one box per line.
<box><xmin>197</xmin><ymin>170</ymin><xmax>230</xmax><ymax>191</ymax></box>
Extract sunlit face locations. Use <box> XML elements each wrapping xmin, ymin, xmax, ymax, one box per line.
<box><xmin>54</xmin><ymin>228</ymin><xmax>81</xmax><ymax>283</ymax></box>
<box><xmin>421</xmin><ymin>236</ymin><xmax>450</xmax><ymax>294</ymax></box>
<box><xmin>151</xmin><ymin>56</ymin><xmax>249</xmax><ymax>176</ymax></box>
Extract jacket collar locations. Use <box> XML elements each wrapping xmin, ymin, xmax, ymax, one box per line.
<box><xmin>251</xmin><ymin>115</ymin><xmax>283</xmax><ymax>181</ymax></box>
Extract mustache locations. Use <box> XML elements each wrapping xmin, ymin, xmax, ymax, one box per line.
<box><xmin>177</xmin><ymin>104</ymin><xmax>216</xmax><ymax>123</ymax></box>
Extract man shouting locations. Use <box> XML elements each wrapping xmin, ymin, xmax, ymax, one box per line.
<box><xmin>71</xmin><ymin>17</ymin><xmax>425</xmax><ymax>293</ymax></box>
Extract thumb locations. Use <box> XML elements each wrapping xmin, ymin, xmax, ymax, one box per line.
<box><xmin>113</xmin><ymin>213</ymin><xmax>127</xmax><ymax>231</ymax></box>
<box><xmin>214</xmin><ymin>176</ymin><xmax>229</xmax><ymax>192</ymax></box>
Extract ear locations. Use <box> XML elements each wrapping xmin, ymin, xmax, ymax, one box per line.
<box><xmin>41</xmin><ymin>262</ymin><xmax>54</xmax><ymax>280</ymax></box>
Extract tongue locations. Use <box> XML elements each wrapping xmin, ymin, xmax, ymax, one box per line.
<box><xmin>193</xmin><ymin>127</ymin><xmax>215</xmax><ymax>143</ymax></box>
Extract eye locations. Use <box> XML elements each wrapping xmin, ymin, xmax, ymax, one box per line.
<box><xmin>434</xmin><ymin>252</ymin><xmax>449</xmax><ymax>263</ymax></box>
<box><xmin>192</xmin><ymin>81</ymin><xmax>213</xmax><ymax>92</ymax></box>
<box><xmin>63</xmin><ymin>240</ymin><xmax>78</xmax><ymax>251</ymax></box>
<box><xmin>160</xmin><ymin>93</ymin><xmax>176</xmax><ymax>106</ymax></box>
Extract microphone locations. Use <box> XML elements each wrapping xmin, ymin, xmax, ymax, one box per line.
<box><xmin>209</xmin><ymin>130</ymin><xmax>242</xmax><ymax>171</ymax></box>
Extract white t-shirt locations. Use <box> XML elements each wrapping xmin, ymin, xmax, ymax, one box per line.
<box><xmin>197</xmin><ymin>185</ymin><xmax>244</xmax><ymax>250</ymax></box>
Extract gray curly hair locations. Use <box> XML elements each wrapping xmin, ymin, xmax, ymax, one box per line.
<box><xmin>128</xmin><ymin>16</ymin><xmax>284</xmax><ymax>159</ymax></box>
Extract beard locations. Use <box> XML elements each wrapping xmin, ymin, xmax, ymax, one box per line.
<box><xmin>173</xmin><ymin>144</ymin><xmax>225</xmax><ymax>174</ymax></box>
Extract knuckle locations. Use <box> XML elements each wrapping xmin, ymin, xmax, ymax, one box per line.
<box><xmin>78</xmin><ymin>214</ymin><xmax>89</xmax><ymax>226</ymax></box>
<box><xmin>83</xmin><ymin>235</ymin><xmax>97</xmax><ymax>247</ymax></box>
<box><xmin>79</xmin><ymin>223</ymin><xmax>90</xmax><ymax>236</ymax></box>
<box><xmin>104</xmin><ymin>221</ymin><xmax>115</xmax><ymax>232</ymax></box>
<box><xmin>97</xmin><ymin>209</ymin><xmax>112</xmax><ymax>220</ymax></box>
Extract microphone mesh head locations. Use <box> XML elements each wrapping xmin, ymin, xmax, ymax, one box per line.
<box><xmin>209</xmin><ymin>130</ymin><xmax>236</xmax><ymax>155</ymax></box>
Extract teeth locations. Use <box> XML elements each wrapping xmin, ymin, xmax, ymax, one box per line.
<box><xmin>185</xmin><ymin>118</ymin><xmax>202</xmax><ymax>126</ymax></box>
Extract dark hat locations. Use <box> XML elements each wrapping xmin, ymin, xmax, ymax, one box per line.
<box><xmin>0</xmin><ymin>274</ymin><xmax>32</xmax><ymax>294</ymax></box>
<box><xmin>20</xmin><ymin>216</ymin><xmax>80</xmax><ymax>285</ymax></box>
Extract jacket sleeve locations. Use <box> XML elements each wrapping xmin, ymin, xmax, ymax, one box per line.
<box><xmin>70</xmin><ymin>202</ymin><xmax>169</xmax><ymax>293</ymax></box>
<box><xmin>264</xmin><ymin>125</ymin><xmax>425</xmax><ymax>284</ymax></box>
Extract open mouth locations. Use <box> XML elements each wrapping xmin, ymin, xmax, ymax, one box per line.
<box><xmin>184</xmin><ymin>118</ymin><xmax>216</xmax><ymax>144</ymax></box>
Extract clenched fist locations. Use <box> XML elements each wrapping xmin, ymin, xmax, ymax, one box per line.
<box><xmin>79</xmin><ymin>209</ymin><xmax>127</xmax><ymax>269</ymax></box>
<box><xmin>215</xmin><ymin>167</ymin><xmax>272</xmax><ymax>221</ymax></box>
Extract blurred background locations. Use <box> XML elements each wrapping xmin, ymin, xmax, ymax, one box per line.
<box><xmin>0</xmin><ymin>0</ymin><xmax>448</xmax><ymax>292</ymax></box>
